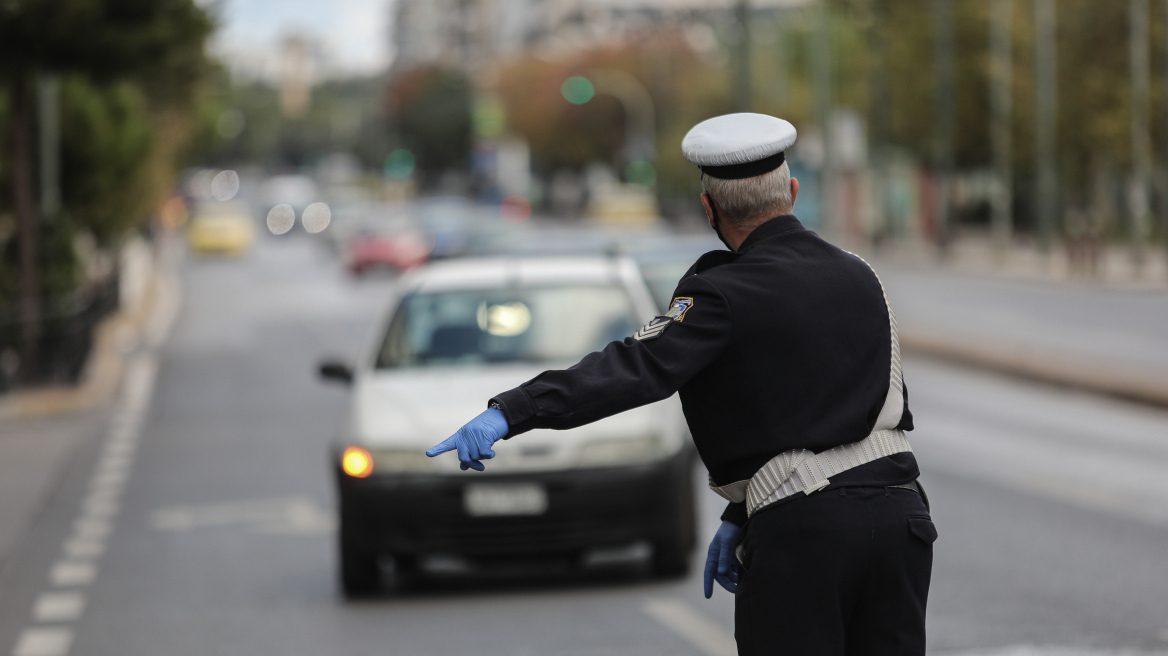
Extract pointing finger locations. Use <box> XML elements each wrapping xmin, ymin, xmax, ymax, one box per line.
<box><xmin>426</xmin><ymin>437</ymin><xmax>457</xmax><ymax>457</ymax></box>
<box><xmin>703</xmin><ymin>547</ymin><xmax>718</xmax><ymax>598</ymax></box>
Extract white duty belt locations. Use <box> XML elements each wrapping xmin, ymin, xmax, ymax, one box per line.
<box><xmin>708</xmin><ymin>254</ymin><xmax>913</xmax><ymax>519</ymax></box>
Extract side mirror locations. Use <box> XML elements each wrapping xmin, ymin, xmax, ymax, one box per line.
<box><xmin>318</xmin><ymin>359</ymin><xmax>354</xmax><ymax>385</ymax></box>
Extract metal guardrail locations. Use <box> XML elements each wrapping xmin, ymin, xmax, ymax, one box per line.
<box><xmin>0</xmin><ymin>274</ymin><xmax>120</xmax><ymax>393</ymax></box>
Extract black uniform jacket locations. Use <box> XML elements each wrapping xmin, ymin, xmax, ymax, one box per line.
<box><xmin>490</xmin><ymin>215</ymin><xmax>919</xmax><ymax>525</ymax></box>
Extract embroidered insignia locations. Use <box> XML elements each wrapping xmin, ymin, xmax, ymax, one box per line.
<box><xmin>666</xmin><ymin>297</ymin><xmax>694</xmax><ymax>321</ymax></box>
<box><xmin>632</xmin><ymin>316</ymin><xmax>673</xmax><ymax>341</ymax></box>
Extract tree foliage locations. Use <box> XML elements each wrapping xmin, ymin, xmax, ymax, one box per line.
<box><xmin>388</xmin><ymin>67</ymin><xmax>473</xmax><ymax>185</ymax></box>
<box><xmin>0</xmin><ymin>0</ymin><xmax>213</xmax><ymax>309</ymax></box>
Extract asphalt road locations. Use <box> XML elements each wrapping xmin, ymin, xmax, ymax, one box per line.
<box><xmin>1</xmin><ymin>235</ymin><xmax>1167</xmax><ymax>656</ymax></box>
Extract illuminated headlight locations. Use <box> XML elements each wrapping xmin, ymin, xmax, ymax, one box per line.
<box><xmin>341</xmin><ymin>447</ymin><xmax>373</xmax><ymax>478</ymax></box>
<box><xmin>577</xmin><ymin>435</ymin><xmax>665</xmax><ymax>467</ymax></box>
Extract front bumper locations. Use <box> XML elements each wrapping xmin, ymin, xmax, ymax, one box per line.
<box><xmin>336</xmin><ymin>449</ymin><xmax>693</xmax><ymax>559</ymax></box>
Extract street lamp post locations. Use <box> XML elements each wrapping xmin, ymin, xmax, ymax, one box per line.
<box><xmin>933</xmin><ymin>0</ymin><xmax>955</xmax><ymax>250</ymax></box>
<box><xmin>1034</xmin><ymin>0</ymin><xmax>1058</xmax><ymax>253</ymax></box>
<box><xmin>991</xmin><ymin>0</ymin><xmax>1013</xmax><ymax>252</ymax></box>
<box><xmin>1130</xmin><ymin>0</ymin><xmax>1152</xmax><ymax>271</ymax></box>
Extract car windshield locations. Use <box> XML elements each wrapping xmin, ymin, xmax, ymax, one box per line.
<box><xmin>375</xmin><ymin>285</ymin><xmax>638</xmax><ymax>368</ymax></box>
<box><xmin>639</xmin><ymin>260</ymin><xmax>691</xmax><ymax>312</ymax></box>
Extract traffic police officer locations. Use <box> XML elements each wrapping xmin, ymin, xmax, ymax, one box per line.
<box><xmin>428</xmin><ymin>112</ymin><xmax>936</xmax><ymax>655</ymax></box>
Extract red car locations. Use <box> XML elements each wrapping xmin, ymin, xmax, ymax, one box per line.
<box><xmin>347</xmin><ymin>228</ymin><xmax>434</xmax><ymax>276</ymax></box>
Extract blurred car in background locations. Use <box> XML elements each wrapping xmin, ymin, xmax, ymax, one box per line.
<box><xmin>322</xmin><ymin>201</ymin><xmax>409</xmax><ymax>255</ymax></box>
<box><xmin>259</xmin><ymin>174</ymin><xmax>319</xmax><ymax>230</ymax></box>
<box><xmin>186</xmin><ymin>201</ymin><xmax>256</xmax><ymax>257</ymax></box>
<box><xmin>346</xmin><ymin>222</ymin><xmax>433</xmax><ymax>275</ymax></box>
<box><xmin>470</xmin><ymin>222</ymin><xmax>723</xmax><ymax>312</ymax></box>
<box><xmin>627</xmin><ymin>234</ymin><xmax>725</xmax><ymax>311</ymax></box>
<box><xmin>320</xmin><ymin>256</ymin><xmax>696</xmax><ymax>596</ymax></box>
<box><xmin>414</xmin><ymin>196</ymin><xmax>480</xmax><ymax>260</ymax></box>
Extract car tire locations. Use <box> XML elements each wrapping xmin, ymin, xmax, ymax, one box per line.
<box><xmin>652</xmin><ymin>459</ymin><xmax>697</xmax><ymax>578</ymax></box>
<box><xmin>339</xmin><ymin>505</ymin><xmax>380</xmax><ymax>597</ymax></box>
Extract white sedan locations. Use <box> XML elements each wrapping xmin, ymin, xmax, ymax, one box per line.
<box><xmin>320</xmin><ymin>256</ymin><xmax>697</xmax><ymax>596</ymax></box>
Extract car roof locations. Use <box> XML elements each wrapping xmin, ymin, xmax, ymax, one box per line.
<box><xmin>406</xmin><ymin>256</ymin><xmax>632</xmax><ymax>293</ymax></box>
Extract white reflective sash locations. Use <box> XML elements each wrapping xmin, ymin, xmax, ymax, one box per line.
<box><xmin>709</xmin><ymin>255</ymin><xmax>911</xmax><ymax>518</ymax></box>
<box><xmin>709</xmin><ymin>429</ymin><xmax>913</xmax><ymax>517</ymax></box>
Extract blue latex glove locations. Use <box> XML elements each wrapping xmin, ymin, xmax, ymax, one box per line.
<box><xmin>425</xmin><ymin>408</ymin><xmax>509</xmax><ymax>471</ymax></box>
<box><xmin>703</xmin><ymin>520</ymin><xmax>741</xmax><ymax>598</ymax></box>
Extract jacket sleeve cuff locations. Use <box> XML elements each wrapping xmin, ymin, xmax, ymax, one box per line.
<box><xmin>489</xmin><ymin>387</ymin><xmax>537</xmax><ymax>438</ymax></box>
<box><xmin>720</xmin><ymin>501</ymin><xmax>748</xmax><ymax>527</ymax></box>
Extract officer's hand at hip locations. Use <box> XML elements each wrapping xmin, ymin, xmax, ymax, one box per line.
<box><xmin>425</xmin><ymin>407</ymin><xmax>509</xmax><ymax>471</ymax></box>
<box><xmin>704</xmin><ymin>520</ymin><xmax>741</xmax><ymax>598</ymax></box>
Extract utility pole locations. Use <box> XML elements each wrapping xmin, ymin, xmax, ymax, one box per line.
<box><xmin>813</xmin><ymin>0</ymin><xmax>833</xmax><ymax>236</ymax></box>
<box><xmin>1163</xmin><ymin>0</ymin><xmax>1168</xmax><ymax>265</ymax></box>
<box><xmin>12</xmin><ymin>75</ymin><xmax>39</xmax><ymax>383</ymax></box>
<box><xmin>775</xmin><ymin>15</ymin><xmax>789</xmax><ymax>112</ymax></box>
<box><xmin>991</xmin><ymin>0</ymin><xmax>1013</xmax><ymax>251</ymax></box>
<box><xmin>932</xmin><ymin>0</ymin><xmax>955</xmax><ymax>250</ymax></box>
<box><xmin>38</xmin><ymin>75</ymin><xmax>61</xmax><ymax>217</ymax></box>
<box><xmin>1034</xmin><ymin>0</ymin><xmax>1058</xmax><ymax>252</ymax></box>
<box><xmin>734</xmin><ymin>0</ymin><xmax>752</xmax><ymax>112</ymax></box>
<box><xmin>1130</xmin><ymin>0</ymin><xmax>1151</xmax><ymax>271</ymax></box>
<box><xmin>869</xmin><ymin>0</ymin><xmax>891</xmax><ymax>241</ymax></box>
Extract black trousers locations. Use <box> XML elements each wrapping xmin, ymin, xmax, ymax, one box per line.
<box><xmin>733</xmin><ymin>486</ymin><xmax>936</xmax><ymax>656</ymax></box>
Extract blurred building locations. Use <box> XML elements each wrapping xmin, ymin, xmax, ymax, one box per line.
<box><xmin>280</xmin><ymin>36</ymin><xmax>313</xmax><ymax>117</ymax></box>
<box><xmin>392</xmin><ymin>0</ymin><xmax>811</xmax><ymax>71</ymax></box>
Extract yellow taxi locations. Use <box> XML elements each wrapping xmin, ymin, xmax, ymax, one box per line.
<box><xmin>187</xmin><ymin>201</ymin><xmax>256</xmax><ymax>256</ymax></box>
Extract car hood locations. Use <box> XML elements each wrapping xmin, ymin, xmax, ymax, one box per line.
<box><xmin>348</xmin><ymin>363</ymin><xmax>684</xmax><ymax>473</ymax></box>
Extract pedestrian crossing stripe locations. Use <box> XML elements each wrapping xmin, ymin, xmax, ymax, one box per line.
<box><xmin>633</xmin><ymin>316</ymin><xmax>673</xmax><ymax>341</ymax></box>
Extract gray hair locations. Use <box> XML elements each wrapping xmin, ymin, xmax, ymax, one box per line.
<box><xmin>701</xmin><ymin>161</ymin><xmax>793</xmax><ymax>228</ymax></box>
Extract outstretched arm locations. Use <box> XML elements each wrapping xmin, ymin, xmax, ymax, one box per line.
<box><xmin>427</xmin><ymin>273</ymin><xmax>732</xmax><ymax>470</ymax></box>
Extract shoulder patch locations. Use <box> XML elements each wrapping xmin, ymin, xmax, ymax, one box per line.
<box><xmin>666</xmin><ymin>297</ymin><xmax>694</xmax><ymax>321</ymax></box>
<box><xmin>632</xmin><ymin>316</ymin><xmax>672</xmax><ymax>341</ymax></box>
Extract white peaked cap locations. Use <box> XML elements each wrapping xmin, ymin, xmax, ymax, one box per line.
<box><xmin>681</xmin><ymin>113</ymin><xmax>797</xmax><ymax>172</ymax></box>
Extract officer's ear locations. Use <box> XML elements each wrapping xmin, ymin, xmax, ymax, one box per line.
<box><xmin>790</xmin><ymin>177</ymin><xmax>800</xmax><ymax>209</ymax></box>
<box><xmin>701</xmin><ymin>193</ymin><xmax>716</xmax><ymax>228</ymax></box>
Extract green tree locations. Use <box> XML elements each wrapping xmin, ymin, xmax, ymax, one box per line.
<box><xmin>0</xmin><ymin>0</ymin><xmax>212</xmax><ymax>378</ymax></box>
<box><xmin>388</xmin><ymin>67</ymin><xmax>473</xmax><ymax>186</ymax></box>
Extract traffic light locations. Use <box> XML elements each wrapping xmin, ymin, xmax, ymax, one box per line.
<box><xmin>561</xmin><ymin>76</ymin><xmax>595</xmax><ymax>105</ymax></box>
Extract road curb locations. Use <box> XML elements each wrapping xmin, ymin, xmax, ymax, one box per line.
<box><xmin>0</xmin><ymin>232</ymin><xmax>183</xmax><ymax>421</ymax></box>
<box><xmin>900</xmin><ymin>329</ymin><xmax>1168</xmax><ymax>408</ymax></box>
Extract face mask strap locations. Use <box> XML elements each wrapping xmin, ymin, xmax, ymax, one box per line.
<box><xmin>706</xmin><ymin>194</ymin><xmax>733</xmax><ymax>251</ymax></box>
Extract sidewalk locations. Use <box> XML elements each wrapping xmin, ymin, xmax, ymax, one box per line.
<box><xmin>0</xmin><ymin>232</ymin><xmax>182</xmax><ymax>563</ymax></box>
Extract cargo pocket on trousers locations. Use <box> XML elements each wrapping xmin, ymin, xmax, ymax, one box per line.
<box><xmin>907</xmin><ymin>515</ymin><xmax>938</xmax><ymax>544</ymax></box>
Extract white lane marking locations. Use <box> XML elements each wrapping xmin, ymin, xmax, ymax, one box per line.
<box><xmin>943</xmin><ymin>644</ymin><xmax>1168</xmax><ymax>648</ymax></box>
<box><xmin>61</xmin><ymin>538</ymin><xmax>105</xmax><ymax>559</ymax></box>
<box><xmin>101</xmin><ymin>440</ymin><xmax>136</xmax><ymax>457</ymax></box>
<box><xmin>70</xmin><ymin>519</ymin><xmax>111</xmax><ymax>541</ymax></box>
<box><xmin>88</xmin><ymin>470</ymin><xmax>127</xmax><ymax>488</ymax></box>
<box><xmin>642</xmin><ymin>598</ymin><xmax>736</xmax><ymax>656</ymax></box>
<box><xmin>11</xmin><ymin>627</ymin><xmax>73</xmax><ymax>656</ymax></box>
<box><xmin>79</xmin><ymin>498</ymin><xmax>119</xmax><ymax>519</ymax></box>
<box><xmin>32</xmin><ymin>592</ymin><xmax>85</xmax><ymax>622</ymax></box>
<box><xmin>11</xmin><ymin>286</ymin><xmax>169</xmax><ymax>655</ymax></box>
<box><xmin>93</xmin><ymin>454</ymin><xmax>133</xmax><ymax>473</ymax></box>
<box><xmin>150</xmin><ymin>496</ymin><xmax>335</xmax><ymax>535</ymax></box>
<box><xmin>49</xmin><ymin>562</ymin><xmax>96</xmax><ymax>588</ymax></box>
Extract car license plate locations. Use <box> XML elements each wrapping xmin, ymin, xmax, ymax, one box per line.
<box><xmin>463</xmin><ymin>483</ymin><xmax>548</xmax><ymax>517</ymax></box>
